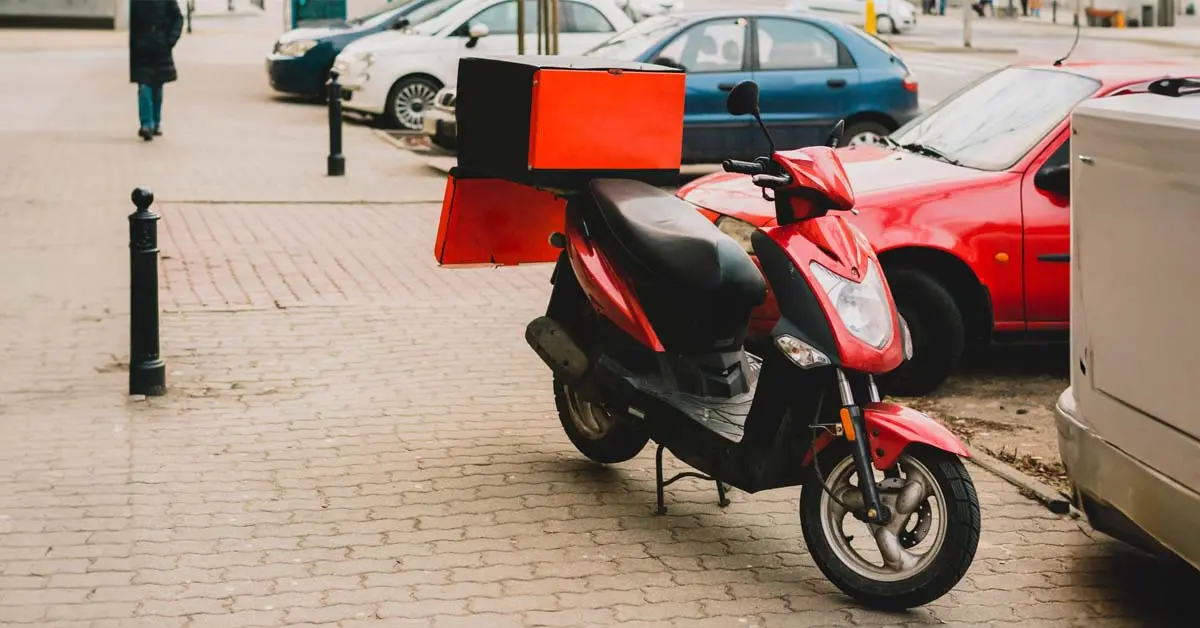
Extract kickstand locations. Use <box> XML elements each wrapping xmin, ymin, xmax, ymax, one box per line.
<box><xmin>654</xmin><ymin>443</ymin><xmax>731</xmax><ymax>516</ymax></box>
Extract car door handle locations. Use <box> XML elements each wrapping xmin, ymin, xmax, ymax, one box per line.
<box><xmin>718</xmin><ymin>82</ymin><xmax>736</xmax><ymax>92</ymax></box>
<box><xmin>1037</xmin><ymin>254</ymin><xmax>1070</xmax><ymax>262</ymax></box>
<box><xmin>827</xmin><ymin>78</ymin><xmax>847</xmax><ymax>88</ymax></box>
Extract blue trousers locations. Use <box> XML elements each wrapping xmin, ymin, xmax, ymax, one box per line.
<box><xmin>137</xmin><ymin>83</ymin><xmax>163</xmax><ymax>129</ymax></box>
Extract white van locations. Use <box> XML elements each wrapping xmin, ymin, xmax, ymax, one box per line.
<box><xmin>1055</xmin><ymin>79</ymin><xmax>1200</xmax><ymax>569</ymax></box>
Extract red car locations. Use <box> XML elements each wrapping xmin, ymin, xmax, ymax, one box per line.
<box><xmin>679</xmin><ymin>60</ymin><xmax>1200</xmax><ymax>395</ymax></box>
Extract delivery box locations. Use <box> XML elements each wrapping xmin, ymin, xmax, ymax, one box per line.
<box><xmin>435</xmin><ymin>55</ymin><xmax>686</xmax><ymax>267</ymax></box>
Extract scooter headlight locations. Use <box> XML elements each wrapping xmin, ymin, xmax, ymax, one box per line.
<box><xmin>809</xmin><ymin>260</ymin><xmax>894</xmax><ymax>349</ymax></box>
<box><xmin>715</xmin><ymin>215</ymin><xmax>756</xmax><ymax>254</ymax></box>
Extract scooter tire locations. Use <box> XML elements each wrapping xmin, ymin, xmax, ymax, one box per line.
<box><xmin>554</xmin><ymin>379</ymin><xmax>649</xmax><ymax>464</ymax></box>
<box><xmin>799</xmin><ymin>443</ymin><xmax>980</xmax><ymax>610</ymax></box>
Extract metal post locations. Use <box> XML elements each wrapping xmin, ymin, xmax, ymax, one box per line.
<box><xmin>327</xmin><ymin>71</ymin><xmax>345</xmax><ymax>177</ymax></box>
<box><xmin>551</xmin><ymin>0</ymin><xmax>559</xmax><ymax>54</ymax></box>
<box><xmin>186</xmin><ymin>0</ymin><xmax>193</xmax><ymax>34</ymax></box>
<box><xmin>517</xmin><ymin>0</ymin><xmax>526</xmax><ymax>54</ymax></box>
<box><xmin>963</xmin><ymin>2</ymin><xmax>971</xmax><ymax>44</ymax></box>
<box><xmin>129</xmin><ymin>188</ymin><xmax>166</xmax><ymax>397</ymax></box>
<box><xmin>1052</xmin><ymin>0</ymin><xmax>1057</xmax><ymax>22</ymax></box>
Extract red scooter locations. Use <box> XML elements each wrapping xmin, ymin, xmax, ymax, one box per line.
<box><xmin>523</xmin><ymin>80</ymin><xmax>980</xmax><ymax>609</ymax></box>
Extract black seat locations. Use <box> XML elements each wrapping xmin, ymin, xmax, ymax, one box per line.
<box><xmin>588</xmin><ymin>179</ymin><xmax>766</xmax><ymax>310</ymax></box>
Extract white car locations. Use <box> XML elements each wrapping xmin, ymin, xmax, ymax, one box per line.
<box><xmin>615</xmin><ymin>0</ymin><xmax>683</xmax><ymax>21</ymax></box>
<box><xmin>333</xmin><ymin>0</ymin><xmax>634</xmax><ymax>130</ymax></box>
<box><xmin>786</xmin><ymin>0</ymin><xmax>917</xmax><ymax>35</ymax></box>
<box><xmin>422</xmin><ymin>85</ymin><xmax>458</xmax><ymax>150</ymax></box>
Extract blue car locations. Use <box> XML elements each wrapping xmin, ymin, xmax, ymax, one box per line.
<box><xmin>584</xmin><ymin>11</ymin><xmax>920</xmax><ymax>163</ymax></box>
<box><xmin>267</xmin><ymin>0</ymin><xmax>457</xmax><ymax>98</ymax></box>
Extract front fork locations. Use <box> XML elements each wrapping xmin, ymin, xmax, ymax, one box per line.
<box><xmin>835</xmin><ymin>369</ymin><xmax>893</xmax><ymax>526</ymax></box>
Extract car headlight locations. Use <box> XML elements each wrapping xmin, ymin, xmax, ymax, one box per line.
<box><xmin>715</xmin><ymin>215</ymin><xmax>756</xmax><ymax>254</ymax></box>
<box><xmin>277</xmin><ymin>39</ymin><xmax>319</xmax><ymax>57</ymax></box>
<box><xmin>809</xmin><ymin>260</ymin><xmax>893</xmax><ymax>349</ymax></box>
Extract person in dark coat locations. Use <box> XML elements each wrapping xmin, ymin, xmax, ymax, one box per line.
<box><xmin>129</xmin><ymin>0</ymin><xmax>184</xmax><ymax>141</ymax></box>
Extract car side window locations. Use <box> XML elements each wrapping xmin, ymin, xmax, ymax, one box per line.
<box><xmin>1043</xmin><ymin>137</ymin><xmax>1070</xmax><ymax>170</ymax></box>
<box><xmin>459</xmin><ymin>0</ymin><xmax>551</xmax><ymax>35</ymax></box>
<box><xmin>563</xmin><ymin>1</ymin><xmax>613</xmax><ymax>33</ymax></box>
<box><xmin>653</xmin><ymin>18</ymin><xmax>747</xmax><ymax>73</ymax></box>
<box><xmin>755</xmin><ymin>18</ymin><xmax>840</xmax><ymax>71</ymax></box>
<box><xmin>460</xmin><ymin>1</ymin><xmax>518</xmax><ymax>35</ymax></box>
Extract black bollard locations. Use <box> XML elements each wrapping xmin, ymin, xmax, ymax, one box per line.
<box><xmin>327</xmin><ymin>71</ymin><xmax>346</xmax><ymax>177</ymax></box>
<box><xmin>129</xmin><ymin>188</ymin><xmax>166</xmax><ymax>397</ymax></box>
<box><xmin>186</xmin><ymin>0</ymin><xmax>193</xmax><ymax>34</ymax></box>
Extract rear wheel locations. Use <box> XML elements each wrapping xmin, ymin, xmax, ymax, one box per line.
<box><xmin>800</xmin><ymin>443</ymin><xmax>980</xmax><ymax>610</ymax></box>
<box><xmin>875</xmin><ymin>268</ymin><xmax>965</xmax><ymax>396</ymax></box>
<box><xmin>554</xmin><ymin>379</ymin><xmax>649</xmax><ymax>464</ymax></box>
<box><xmin>842</xmin><ymin>120</ymin><xmax>891</xmax><ymax>147</ymax></box>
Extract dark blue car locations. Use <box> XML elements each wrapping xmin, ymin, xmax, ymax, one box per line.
<box><xmin>584</xmin><ymin>11</ymin><xmax>920</xmax><ymax>162</ymax></box>
<box><xmin>266</xmin><ymin>0</ymin><xmax>452</xmax><ymax>98</ymax></box>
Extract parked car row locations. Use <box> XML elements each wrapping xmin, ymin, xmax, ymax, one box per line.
<box><xmin>413</xmin><ymin>11</ymin><xmax>920</xmax><ymax>161</ymax></box>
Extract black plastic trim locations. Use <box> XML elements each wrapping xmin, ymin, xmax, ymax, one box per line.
<box><xmin>751</xmin><ymin>230</ymin><xmax>841</xmax><ymax>364</ymax></box>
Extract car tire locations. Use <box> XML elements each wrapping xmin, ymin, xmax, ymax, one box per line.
<box><xmin>877</xmin><ymin>15</ymin><xmax>898</xmax><ymax>35</ymax></box>
<box><xmin>842</xmin><ymin>120</ymin><xmax>892</xmax><ymax>147</ymax></box>
<box><xmin>384</xmin><ymin>76</ymin><xmax>442</xmax><ymax>131</ymax></box>
<box><xmin>875</xmin><ymin>268</ymin><xmax>965</xmax><ymax>397</ymax></box>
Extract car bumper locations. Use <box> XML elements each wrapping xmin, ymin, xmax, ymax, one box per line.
<box><xmin>422</xmin><ymin>108</ymin><xmax>456</xmax><ymax>140</ymax></box>
<box><xmin>266</xmin><ymin>54</ymin><xmax>327</xmax><ymax>97</ymax></box>
<box><xmin>1055</xmin><ymin>387</ymin><xmax>1200</xmax><ymax>569</ymax></box>
<box><xmin>333</xmin><ymin>63</ymin><xmax>387</xmax><ymax>116</ymax></box>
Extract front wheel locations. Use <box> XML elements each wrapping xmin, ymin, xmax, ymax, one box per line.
<box><xmin>800</xmin><ymin>444</ymin><xmax>980</xmax><ymax>610</ymax></box>
<box><xmin>384</xmin><ymin>76</ymin><xmax>442</xmax><ymax>131</ymax></box>
<box><xmin>554</xmin><ymin>379</ymin><xmax>649</xmax><ymax>464</ymax></box>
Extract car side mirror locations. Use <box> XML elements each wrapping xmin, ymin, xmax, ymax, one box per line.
<box><xmin>467</xmin><ymin>23</ymin><xmax>490</xmax><ymax>47</ymax></box>
<box><xmin>726</xmin><ymin>80</ymin><xmax>760</xmax><ymax>116</ymax></box>
<box><xmin>651</xmin><ymin>56</ymin><xmax>682</xmax><ymax>70</ymax></box>
<box><xmin>390</xmin><ymin>18</ymin><xmax>409</xmax><ymax>30</ymax></box>
<box><xmin>1034</xmin><ymin>163</ymin><xmax>1070</xmax><ymax>198</ymax></box>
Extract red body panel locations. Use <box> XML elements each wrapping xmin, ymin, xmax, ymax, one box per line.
<box><xmin>680</xmin><ymin>62</ymin><xmax>1200</xmax><ymax>337</ymax></box>
<box><xmin>763</xmin><ymin>217</ymin><xmax>905</xmax><ymax>373</ymax></box>
<box><xmin>565</xmin><ymin>220</ymin><xmax>665</xmax><ymax>352</ymax></box>
<box><xmin>805</xmin><ymin>402</ymin><xmax>971</xmax><ymax>470</ymax></box>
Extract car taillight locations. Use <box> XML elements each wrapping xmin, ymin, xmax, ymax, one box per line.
<box><xmin>903</xmin><ymin>74</ymin><xmax>918</xmax><ymax>93</ymax></box>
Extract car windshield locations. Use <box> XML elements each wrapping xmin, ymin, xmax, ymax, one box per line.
<box><xmin>408</xmin><ymin>0</ymin><xmax>470</xmax><ymax>34</ymax></box>
<box><xmin>889</xmin><ymin>67</ymin><xmax>1101</xmax><ymax>171</ymax></box>
<box><xmin>584</xmin><ymin>15</ymin><xmax>685</xmax><ymax>61</ymax></box>
<box><xmin>347</xmin><ymin>1</ymin><xmax>413</xmax><ymax>29</ymax></box>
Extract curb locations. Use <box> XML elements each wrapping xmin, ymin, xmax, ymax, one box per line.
<box><xmin>966</xmin><ymin>445</ymin><xmax>1077</xmax><ymax>516</ymax></box>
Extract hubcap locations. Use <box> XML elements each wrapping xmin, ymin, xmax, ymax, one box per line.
<box><xmin>393</xmin><ymin>82</ymin><xmax>438</xmax><ymax>130</ymax></box>
<box><xmin>563</xmin><ymin>386</ymin><xmax>617</xmax><ymax>440</ymax></box>
<box><xmin>818</xmin><ymin>453</ymin><xmax>948</xmax><ymax>582</ymax></box>
<box><xmin>849</xmin><ymin>131</ymin><xmax>883</xmax><ymax>146</ymax></box>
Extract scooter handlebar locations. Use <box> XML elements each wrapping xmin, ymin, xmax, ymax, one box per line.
<box><xmin>722</xmin><ymin>159</ymin><xmax>766</xmax><ymax>175</ymax></box>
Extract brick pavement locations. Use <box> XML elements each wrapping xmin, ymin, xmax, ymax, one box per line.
<box><xmin>2</xmin><ymin>11</ymin><xmax>1199</xmax><ymax>628</ymax></box>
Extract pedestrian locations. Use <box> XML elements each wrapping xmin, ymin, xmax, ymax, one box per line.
<box><xmin>129</xmin><ymin>0</ymin><xmax>184</xmax><ymax>141</ymax></box>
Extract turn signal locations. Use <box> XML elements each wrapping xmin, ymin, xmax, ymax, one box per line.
<box><xmin>775</xmin><ymin>335</ymin><xmax>831</xmax><ymax>369</ymax></box>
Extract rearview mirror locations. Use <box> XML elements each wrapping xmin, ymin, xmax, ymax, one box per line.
<box><xmin>390</xmin><ymin>18</ymin><xmax>409</xmax><ymax>30</ymax></box>
<box><xmin>1034</xmin><ymin>163</ymin><xmax>1070</xmax><ymax>198</ymax></box>
<box><xmin>726</xmin><ymin>80</ymin><xmax>760</xmax><ymax>117</ymax></box>
<box><xmin>825</xmin><ymin>120</ymin><xmax>845</xmax><ymax>148</ymax></box>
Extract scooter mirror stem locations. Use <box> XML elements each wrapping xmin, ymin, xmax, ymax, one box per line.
<box><xmin>753</xmin><ymin>112</ymin><xmax>776</xmax><ymax>154</ymax></box>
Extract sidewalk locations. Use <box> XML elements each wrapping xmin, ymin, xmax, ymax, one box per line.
<box><xmin>2</xmin><ymin>10</ymin><xmax>1200</xmax><ymax>628</ymax></box>
<box><xmin>913</xmin><ymin>9</ymin><xmax>1200</xmax><ymax>51</ymax></box>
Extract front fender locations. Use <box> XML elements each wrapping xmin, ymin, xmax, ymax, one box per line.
<box><xmin>805</xmin><ymin>402</ymin><xmax>969</xmax><ymax>470</ymax></box>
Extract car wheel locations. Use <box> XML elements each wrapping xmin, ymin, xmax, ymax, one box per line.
<box><xmin>875</xmin><ymin>268</ymin><xmax>965</xmax><ymax>397</ymax></box>
<box><xmin>877</xmin><ymin>15</ymin><xmax>898</xmax><ymax>35</ymax></box>
<box><xmin>384</xmin><ymin>76</ymin><xmax>442</xmax><ymax>131</ymax></box>
<box><xmin>842</xmin><ymin>120</ymin><xmax>892</xmax><ymax>147</ymax></box>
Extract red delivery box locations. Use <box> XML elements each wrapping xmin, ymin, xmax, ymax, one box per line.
<box><xmin>435</xmin><ymin>55</ymin><xmax>686</xmax><ymax>266</ymax></box>
<box><xmin>454</xmin><ymin>55</ymin><xmax>686</xmax><ymax>191</ymax></box>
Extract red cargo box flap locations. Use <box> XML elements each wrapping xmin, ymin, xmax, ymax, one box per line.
<box><xmin>434</xmin><ymin>170</ymin><xmax>566</xmax><ymax>266</ymax></box>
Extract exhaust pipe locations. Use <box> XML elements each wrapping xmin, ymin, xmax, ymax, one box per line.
<box><xmin>525</xmin><ymin>316</ymin><xmax>590</xmax><ymax>384</ymax></box>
